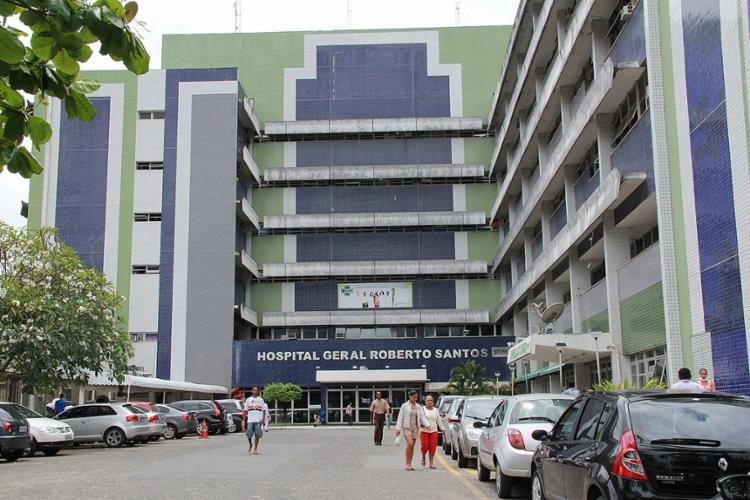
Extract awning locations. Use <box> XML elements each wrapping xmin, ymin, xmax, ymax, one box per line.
<box><xmin>316</xmin><ymin>369</ymin><xmax>428</xmax><ymax>384</ymax></box>
<box><xmin>86</xmin><ymin>374</ymin><xmax>227</xmax><ymax>394</ymax></box>
<box><xmin>514</xmin><ymin>364</ymin><xmax>565</xmax><ymax>383</ymax></box>
<box><xmin>507</xmin><ymin>333</ymin><xmax>613</xmax><ymax>365</ymax></box>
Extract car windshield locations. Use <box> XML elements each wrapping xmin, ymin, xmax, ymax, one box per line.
<box><xmin>0</xmin><ymin>404</ymin><xmax>25</xmax><ymax>420</ymax></box>
<box><xmin>8</xmin><ymin>404</ymin><xmax>43</xmax><ymax>419</ymax></box>
<box><xmin>439</xmin><ymin>399</ymin><xmax>454</xmax><ymax>413</ymax></box>
<box><xmin>219</xmin><ymin>402</ymin><xmax>238</xmax><ymax>411</ymax></box>
<box><xmin>125</xmin><ymin>405</ymin><xmax>145</xmax><ymax>414</ymax></box>
<box><xmin>510</xmin><ymin>399</ymin><xmax>572</xmax><ymax>424</ymax></box>
<box><xmin>465</xmin><ymin>399</ymin><xmax>500</xmax><ymax>419</ymax></box>
<box><xmin>629</xmin><ymin>398</ymin><xmax>750</xmax><ymax>447</ymax></box>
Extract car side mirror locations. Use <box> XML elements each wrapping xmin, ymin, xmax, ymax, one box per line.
<box><xmin>473</xmin><ymin>421</ymin><xmax>485</xmax><ymax>429</ymax></box>
<box><xmin>531</xmin><ymin>429</ymin><xmax>549</xmax><ymax>441</ymax></box>
<box><xmin>717</xmin><ymin>474</ymin><xmax>750</xmax><ymax>500</ymax></box>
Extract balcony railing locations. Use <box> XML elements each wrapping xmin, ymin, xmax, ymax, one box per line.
<box><xmin>261</xmin><ymin>259</ymin><xmax>489</xmax><ymax>278</ymax></box>
<box><xmin>263</xmin><ymin>163</ymin><xmax>485</xmax><ymax>185</ymax></box>
<box><xmin>263</xmin><ymin>309</ymin><xmax>490</xmax><ymax>327</ymax></box>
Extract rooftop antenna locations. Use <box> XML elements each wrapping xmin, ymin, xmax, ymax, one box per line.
<box><xmin>454</xmin><ymin>0</ymin><xmax>461</xmax><ymax>25</ymax></box>
<box><xmin>347</xmin><ymin>0</ymin><xmax>353</xmax><ymax>28</ymax></box>
<box><xmin>234</xmin><ymin>0</ymin><xmax>242</xmax><ymax>33</ymax></box>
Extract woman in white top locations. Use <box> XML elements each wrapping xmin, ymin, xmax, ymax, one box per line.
<box><xmin>395</xmin><ymin>390</ymin><xmax>429</xmax><ymax>470</ymax></box>
<box><xmin>419</xmin><ymin>395</ymin><xmax>444</xmax><ymax>469</ymax></box>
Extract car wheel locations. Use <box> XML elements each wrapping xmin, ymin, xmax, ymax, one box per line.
<box><xmin>163</xmin><ymin>424</ymin><xmax>177</xmax><ymax>440</ymax></box>
<box><xmin>174</xmin><ymin>433</ymin><xmax>184</xmax><ymax>440</ymax></box>
<box><xmin>444</xmin><ymin>438</ymin><xmax>451</xmax><ymax>455</ymax></box>
<box><xmin>531</xmin><ymin>469</ymin><xmax>545</xmax><ymax>500</ymax></box>
<box><xmin>42</xmin><ymin>448</ymin><xmax>60</xmax><ymax>457</ymax></box>
<box><xmin>477</xmin><ymin>456</ymin><xmax>491</xmax><ymax>482</ymax></box>
<box><xmin>451</xmin><ymin>443</ymin><xmax>458</xmax><ymax>460</ymax></box>
<box><xmin>26</xmin><ymin>439</ymin><xmax>37</xmax><ymax>457</ymax></box>
<box><xmin>227</xmin><ymin>420</ymin><xmax>237</xmax><ymax>433</ymax></box>
<box><xmin>2</xmin><ymin>450</ymin><xmax>24</xmax><ymax>462</ymax></box>
<box><xmin>457</xmin><ymin>447</ymin><xmax>469</xmax><ymax>468</ymax></box>
<box><xmin>496</xmin><ymin>462</ymin><xmax>513</xmax><ymax>498</ymax></box>
<box><xmin>104</xmin><ymin>428</ymin><xmax>125</xmax><ymax>448</ymax></box>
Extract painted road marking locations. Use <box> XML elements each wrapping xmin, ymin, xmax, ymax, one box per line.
<box><xmin>436</xmin><ymin>453</ymin><xmax>490</xmax><ymax>500</ymax></box>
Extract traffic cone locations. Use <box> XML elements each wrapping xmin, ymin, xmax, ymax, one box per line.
<box><xmin>199</xmin><ymin>419</ymin><xmax>209</xmax><ymax>439</ymax></box>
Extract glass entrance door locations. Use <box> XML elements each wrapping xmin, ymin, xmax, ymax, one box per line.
<box><xmin>326</xmin><ymin>385</ymin><xmax>421</xmax><ymax>424</ymax></box>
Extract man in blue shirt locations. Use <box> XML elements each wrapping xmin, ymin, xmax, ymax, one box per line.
<box><xmin>54</xmin><ymin>393</ymin><xmax>69</xmax><ymax>415</ymax></box>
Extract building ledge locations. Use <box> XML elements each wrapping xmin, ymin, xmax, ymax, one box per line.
<box><xmin>238</xmin><ymin>96</ymin><xmax>261</xmax><ymax>135</ymax></box>
<box><xmin>235</xmin><ymin>250</ymin><xmax>259</xmax><ymax>278</ymax></box>
<box><xmin>238</xmin><ymin>145</ymin><xmax>261</xmax><ymax>186</ymax></box>
<box><xmin>263</xmin><ymin>163</ymin><xmax>486</xmax><ymax>184</ymax></box>
<box><xmin>235</xmin><ymin>303</ymin><xmax>258</xmax><ymax>326</ymax></box>
<box><xmin>262</xmin><ymin>211</ymin><xmax>487</xmax><ymax>231</ymax></box>
<box><xmin>263</xmin><ymin>117</ymin><xmax>484</xmax><ymax>137</ymax></box>
<box><xmin>262</xmin><ymin>309</ymin><xmax>490</xmax><ymax>327</ymax></box>
<box><xmin>261</xmin><ymin>259</ymin><xmax>489</xmax><ymax>278</ymax></box>
<box><xmin>236</xmin><ymin>198</ymin><xmax>260</xmax><ymax>231</ymax></box>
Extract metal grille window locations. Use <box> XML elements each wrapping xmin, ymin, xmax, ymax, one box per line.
<box><xmin>607</xmin><ymin>0</ymin><xmax>640</xmax><ymax>45</ymax></box>
<box><xmin>612</xmin><ymin>74</ymin><xmax>649</xmax><ymax>147</ymax></box>
<box><xmin>590</xmin><ymin>262</ymin><xmax>606</xmax><ymax>285</ymax></box>
<box><xmin>138</xmin><ymin>111</ymin><xmax>165</xmax><ymax>119</ymax></box>
<box><xmin>575</xmin><ymin>144</ymin><xmax>600</xmax><ymax>183</ymax></box>
<box><xmin>135</xmin><ymin>161</ymin><xmax>164</xmax><ymax>170</ymax></box>
<box><xmin>629</xmin><ymin>225</ymin><xmax>659</xmax><ymax>259</ymax></box>
<box><xmin>134</xmin><ymin>213</ymin><xmax>162</xmax><ymax>222</ymax></box>
<box><xmin>629</xmin><ymin>347</ymin><xmax>665</xmax><ymax>387</ymax></box>
<box><xmin>132</xmin><ymin>265</ymin><xmax>160</xmax><ymax>274</ymax></box>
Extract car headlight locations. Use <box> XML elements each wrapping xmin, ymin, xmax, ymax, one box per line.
<box><xmin>42</xmin><ymin>427</ymin><xmax>57</xmax><ymax>433</ymax></box>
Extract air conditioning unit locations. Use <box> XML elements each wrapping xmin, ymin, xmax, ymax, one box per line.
<box><xmin>287</xmin><ymin>331</ymin><xmax>298</xmax><ymax>340</ymax></box>
<box><xmin>129</xmin><ymin>333</ymin><xmax>145</xmax><ymax>342</ymax></box>
<box><xmin>620</xmin><ymin>3</ymin><xmax>635</xmax><ymax>21</ymax></box>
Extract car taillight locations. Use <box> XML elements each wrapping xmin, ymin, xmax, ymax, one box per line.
<box><xmin>125</xmin><ymin>414</ymin><xmax>139</xmax><ymax>422</ymax></box>
<box><xmin>507</xmin><ymin>428</ymin><xmax>525</xmax><ymax>450</ymax></box>
<box><xmin>183</xmin><ymin>413</ymin><xmax>192</xmax><ymax>421</ymax></box>
<box><xmin>1</xmin><ymin>420</ymin><xmax>11</xmax><ymax>433</ymax></box>
<box><xmin>148</xmin><ymin>414</ymin><xmax>159</xmax><ymax>423</ymax></box>
<box><xmin>612</xmin><ymin>430</ymin><xmax>648</xmax><ymax>481</ymax></box>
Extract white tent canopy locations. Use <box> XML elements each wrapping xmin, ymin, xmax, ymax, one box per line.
<box><xmin>86</xmin><ymin>373</ymin><xmax>227</xmax><ymax>395</ymax></box>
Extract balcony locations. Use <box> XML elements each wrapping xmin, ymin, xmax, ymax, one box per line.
<box><xmin>238</xmin><ymin>96</ymin><xmax>261</xmax><ymax>135</ymax></box>
<box><xmin>262</xmin><ymin>211</ymin><xmax>487</xmax><ymax>231</ymax></box>
<box><xmin>579</xmin><ymin>279</ymin><xmax>608</xmax><ymax>322</ymax></box>
<box><xmin>608</xmin><ymin>0</ymin><xmax>646</xmax><ymax>67</ymax></box>
<box><xmin>236</xmin><ymin>197</ymin><xmax>260</xmax><ymax>232</ymax></box>
<box><xmin>262</xmin><ymin>309</ymin><xmax>490</xmax><ymax>327</ymax></box>
<box><xmin>617</xmin><ymin>241</ymin><xmax>661</xmax><ymax>301</ymax></box>
<box><xmin>261</xmin><ymin>259</ymin><xmax>489</xmax><ymax>278</ymax></box>
<box><xmin>263</xmin><ymin>163</ymin><xmax>485</xmax><ymax>185</ymax></box>
<box><xmin>235</xmin><ymin>249</ymin><xmax>259</xmax><ymax>278</ymax></box>
<box><xmin>238</xmin><ymin>145</ymin><xmax>261</xmax><ymax>186</ymax></box>
<box><xmin>263</xmin><ymin>117</ymin><xmax>484</xmax><ymax>138</ymax></box>
<box><xmin>234</xmin><ymin>303</ymin><xmax>258</xmax><ymax>326</ymax></box>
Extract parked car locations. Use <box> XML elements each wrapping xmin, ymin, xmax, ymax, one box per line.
<box><xmin>55</xmin><ymin>403</ymin><xmax>151</xmax><ymax>448</ymax></box>
<box><xmin>442</xmin><ymin>397</ymin><xmax>464</xmax><ymax>456</ymax></box>
<box><xmin>0</xmin><ymin>402</ymin><xmax>31</xmax><ymax>462</ymax></box>
<box><xmin>531</xmin><ymin>391</ymin><xmax>750</xmax><ymax>500</ymax></box>
<box><xmin>215</xmin><ymin>399</ymin><xmax>244</xmax><ymax>433</ymax></box>
<box><xmin>4</xmin><ymin>403</ymin><xmax>74</xmax><ymax>457</ymax></box>
<box><xmin>123</xmin><ymin>403</ymin><xmax>166</xmax><ymax>442</ymax></box>
<box><xmin>436</xmin><ymin>395</ymin><xmax>462</xmax><ymax>446</ymax></box>
<box><xmin>170</xmin><ymin>400</ymin><xmax>228</xmax><ymax>435</ymax></box>
<box><xmin>476</xmin><ymin>394</ymin><xmax>574</xmax><ymax>497</ymax></box>
<box><xmin>449</xmin><ymin>395</ymin><xmax>505</xmax><ymax>468</ymax></box>
<box><xmin>154</xmin><ymin>404</ymin><xmax>196</xmax><ymax>439</ymax></box>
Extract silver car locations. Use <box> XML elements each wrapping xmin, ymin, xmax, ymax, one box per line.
<box><xmin>123</xmin><ymin>403</ymin><xmax>166</xmax><ymax>441</ymax></box>
<box><xmin>56</xmin><ymin>404</ymin><xmax>151</xmax><ymax>448</ymax></box>
<box><xmin>449</xmin><ymin>395</ymin><xmax>505</xmax><ymax>468</ymax></box>
<box><xmin>155</xmin><ymin>404</ymin><xmax>196</xmax><ymax>439</ymax></box>
<box><xmin>441</xmin><ymin>397</ymin><xmax>464</xmax><ymax>456</ymax></box>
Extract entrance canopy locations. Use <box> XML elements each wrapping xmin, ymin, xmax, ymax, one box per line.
<box><xmin>507</xmin><ymin>333</ymin><xmax>613</xmax><ymax>365</ymax></box>
<box><xmin>86</xmin><ymin>373</ymin><xmax>227</xmax><ymax>394</ymax></box>
<box><xmin>316</xmin><ymin>369</ymin><xmax>428</xmax><ymax>384</ymax></box>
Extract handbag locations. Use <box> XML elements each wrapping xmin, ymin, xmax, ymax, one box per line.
<box><xmin>394</xmin><ymin>434</ymin><xmax>402</xmax><ymax>447</ymax></box>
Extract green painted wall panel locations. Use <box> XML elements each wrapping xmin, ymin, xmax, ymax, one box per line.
<box><xmin>469</xmin><ymin>279</ymin><xmax>500</xmax><ymax>312</ymax></box>
<box><xmin>251</xmin><ymin>283</ymin><xmax>282</xmax><ymax>321</ymax></box>
<box><xmin>252</xmin><ymin>188</ymin><xmax>283</xmax><ymax>218</ymax></box>
<box><xmin>620</xmin><ymin>283</ymin><xmax>667</xmax><ymax>355</ymax></box>
<box><xmin>465</xmin><ymin>184</ymin><xmax>497</xmax><ymax>213</ymax></box>
<box><xmin>253</xmin><ymin>142</ymin><xmax>284</xmax><ymax>173</ymax></box>
<box><xmin>582</xmin><ymin>309</ymin><xmax>609</xmax><ymax>335</ymax></box>
<box><xmin>467</xmin><ymin>231</ymin><xmax>499</xmax><ymax>261</ymax></box>
<box><xmin>252</xmin><ymin>235</ymin><xmax>284</xmax><ymax>264</ymax></box>
<box><xmin>463</xmin><ymin>137</ymin><xmax>495</xmax><ymax>172</ymax></box>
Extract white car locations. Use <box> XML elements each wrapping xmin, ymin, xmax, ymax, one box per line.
<box><xmin>476</xmin><ymin>394</ymin><xmax>574</xmax><ymax>498</ymax></box>
<box><xmin>6</xmin><ymin>403</ymin><xmax>74</xmax><ymax>456</ymax></box>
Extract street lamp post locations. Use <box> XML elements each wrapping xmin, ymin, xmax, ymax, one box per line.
<box><xmin>555</xmin><ymin>342</ymin><xmax>567</xmax><ymax>389</ymax></box>
<box><xmin>606</xmin><ymin>344</ymin><xmax>624</xmax><ymax>382</ymax></box>
<box><xmin>494</xmin><ymin>372</ymin><xmax>501</xmax><ymax>395</ymax></box>
<box><xmin>591</xmin><ymin>332</ymin><xmax>601</xmax><ymax>384</ymax></box>
<box><xmin>509</xmin><ymin>364</ymin><xmax>515</xmax><ymax>396</ymax></box>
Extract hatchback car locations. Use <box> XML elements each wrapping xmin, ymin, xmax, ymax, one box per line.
<box><xmin>476</xmin><ymin>394</ymin><xmax>573</xmax><ymax>497</ymax></box>
<box><xmin>170</xmin><ymin>400</ymin><xmax>227</xmax><ymax>435</ymax></box>
<box><xmin>56</xmin><ymin>403</ymin><xmax>151</xmax><ymax>447</ymax></box>
<box><xmin>0</xmin><ymin>402</ymin><xmax>31</xmax><ymax>462</ymax></box>
<box><xmin>155</xmin><ymin>404</ymin><xmax>196</xmax><ymax>439</ymax></box>
<box><xmin>123</xmin><ymin>403</ymin><xmax>166</xmax><ymax>442</ymax></box>
<box><xmin>442</xmin><ymin>397</ymin><xmax>463</xmax><ymax>456</ymax></box>
<box><xmin>4</xmin><ymin>403</ymin><xmax>74</xmax><ymax>457</ymax></box>
<box><xmin>530</xmin><ymin>391</ymin><xmax>750</xmax><ymax>500</ymax></box>
<box><xmin>449</xmin><ymin>395</ymin><xmax>505</xmax><ymax>468</ymax></box>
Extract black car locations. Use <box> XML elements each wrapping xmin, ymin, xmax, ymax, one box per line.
<box><xmin>530</xmin><ymin>391</ymin><xmax>750</xmax><ymax>500</ymax></box>
<box><xmin>0</xmin><ymin>403</ymin><xmax>31</xmax><ymax>462</ymax></box>
<box><xmin>170</xmin><ymin>400</ymin><xmax>228</xmax><ymax>435</ymax></box>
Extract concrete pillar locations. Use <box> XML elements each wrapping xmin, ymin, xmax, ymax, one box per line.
<box><xmin>527</xmin><ymin>292</ymin><xmax>541</xmax><ymax>335</ymax></box>
<box><xmin>541</xmin><ymin>201</ymin><xmax>554</xmax><ymax>248</ymax></box>
<box><xmin>591</xmin><ymin>19</ymin><xmax>610</xmax><ymax>77</ymax></box>
<box><xmin>510</xmin><ymin>252</ymin><xmax>519</xmax><ymax>285</ymax></box>
<box><xmin>574</xmin><ymin>364</ymin><xmax>590</xmax><ymax>390</ymax></box>
<box><xmin>555</xmin><ymin>9</ymin><xmax>568</xmax><ymax>51</ymax></box>
<box><xmin>545</xmin><ymin>271</ymin><xmax>565</xmax><ymax>307</ymax></box>
<box><xmin>569</xmin><ymin>249</ymin><xmax>588</xmax><ymax>334</ymax></box>
<box><xmin>537</xmin><ymin>132</ymin><xmax>550</xmax><ymax>175</ymax></box>
<box><xmin>560</xmin><ymin>85</ymin><xmax>576</xmax><ymax>134</ymax></box>
<box><xmin>534</xmin><ymin>67</ymin><xmax>546</xmax><ymax>102</ymax></box>
<box><xmin>596</xmin><ymin>114</ymin><xmax>615</xmax><ymax>178</ymax></box>
<box><xmin>513</xmin><ymin>305</ymin><xmax>528</xmax><ymax>337</ymax></box>
<box><xmin>564</xmin><ymin>164</ymin><xmax>578</xmax><ymax>221</ymax></box>
<box><xmin>523</xmin><ymin>228</ymin><xmax>534</xmax><ymax>271</ymax></box>
<box><xmin>602</xmin><ymin>210</ymin><xmax>632</xmax><ymax>383</ymax></box>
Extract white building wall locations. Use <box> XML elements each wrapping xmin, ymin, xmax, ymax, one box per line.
<box><xmin>128</xmin><ymin>274</ymin><xmax>160</xmax><ymax>332</ymax></box>
<box><xmin>133</xmin><ymin>170</ymin><xmax>163</xmax><ymax>213</ymax></box>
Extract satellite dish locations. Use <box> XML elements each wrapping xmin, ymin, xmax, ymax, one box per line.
<box><xmin>541</xmin><ymin>303</ymin><xmax>564</xmax><ymax>323</ymax></box>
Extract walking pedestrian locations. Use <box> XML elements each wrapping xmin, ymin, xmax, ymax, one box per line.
<box><xmin>669</xmin><ymin>368</ymin><xmax>703</xmax><ymax>393</ymax></box>
<box><xmin>696</xmin><ymin>368</ymin><xmax>717</xmax><ymax>392</ymax></box>
<box><xmin>242</xmin><ymin>386</ymin><xmax>269</xmax><ymax>454</ymax></box>
<box><xmin>419</xmin><ymin>395</ymin><xmax>443</xmax><ymax>469</ymax></box>
<box><xmin>369</xmin><ymin>391</ymin><xmax>390</xmax><ymax>445</ymax></box>
<box><xmin>561</xmin><ymin>382</ymin><xmax>580</xmax><ymax>397</ymax></box>
<box><xmin>345</xmin><ymin>403</ymin><xmax>353</xmax><ymax>426</ymax></box>
<box><xmin>395</xmin><ymin>390</ymin><xmax>429</xmax><ymax>471</ymax></box>
<box><xmin>54</xmin><ymin>393</ymin><xmax>69</xmax><ymax>415</ymax></box>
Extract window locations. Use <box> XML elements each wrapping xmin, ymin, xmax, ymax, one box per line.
<box><xmin>629</xmin><ymin>347</ymin><xmax>666</xmax><ymax>387</ymax></box>
<box><xmin>129</xmin><ymin>333</ymin><xmax>145</xmax><ymax>342</ymax></box>
<box><xmin>132</xmin><ymin>265</ymin><xmax>160</xmax><ymax>274</ymax></box>
<box><xmin>553</xmin><ymin>400</ymin><xmax>581</xmax><ymax>440</ymax></box>
<box><xmin>58</xmin><ymin>406</ymin><xmax>87</xmax><ymax>419</ymax></box>
<box><xmin>590</xmin><ymin>263</ymin><xmax>606</xmax><ymax>285</ymax></box>
<box><xmin>574</xmin><ymin>58</ymin><xmax>594</xmax><ymax>95</ymax></box>
<box><xmin>630</xmin><ymin>225</ymin><xmax>659</xmax><ymax>259</ymax></box>
<box><xmin>138</xmin><ymin>111</ymin><xmax>165</xmax><ymax>120</ymax></box>
<box><xmin>93</xmin><ymin>406</ymin><xmax>116</xmax><ymax>416</ymax></box>
<box><xmin>574</xmin><ymin>398</ymin><xmax>606</xmax><ymax>440</ymax></box>
<box><xmin>575</xmin><ymin>144</ymin><xmax>600</xmax><ymax>183</ymax></box>
<box><xmin>551</xmin><ymin>190</ymin><xmax>565</xmax><ymax>213</ymax></box>
<box><xmin>612</xmin><ymin>74</ymin><xmax>649</xmax><ymax>147</ymax></box>
<box><xmin>136</xmin><ymin>161</ymin><xmax>164</xmax><ymax>170</ymax></box>
<box><xmin>134</xmin><ymin>212</ymin><xmax>162</xmax><ymax>222</ymax></box>
<box><xmin>563</xmin><ymin>291</ymin><xmax>572</xmax><ymax>304</ymax></box>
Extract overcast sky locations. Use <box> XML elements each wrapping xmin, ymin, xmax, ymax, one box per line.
<box><xmin>0</xmin><ymin>0</ymin><xmax>520</xmax><ymax>228</ymax></box>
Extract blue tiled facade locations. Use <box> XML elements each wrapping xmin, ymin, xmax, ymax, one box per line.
<box><xmin>295</xmin><ymin>185</ymin><xmax>453</xmax><ymax>214</ymax></box>
<box><xmin>610</xmin><ymin>0</ymin><xmax>647</xmax><ymax>67</ymax></box>
<box><xmin>681</xmin><ymin>0</ymin><xmax>750</xmax><ymax>394</ymax></box>
<box><xmin>574</xmin><ymin>170</ymin><xmax>600</xmax><ymax>209</ymax></box>
<box><xmin>296</xmin><ymin>232</ymin><xmax>455</xmax><ymax>262</ymax></box>
<box><xmin>610</xmin><ymin>110</ymin><xmax>655</xmax><ymax>193</ymax></box>
<box><xmin>55</xmin><ymin>98</ymin><xmax>111</xmax><ymax>271</ymax></box>
<box><xmin>297</xmin><ymin>138</ymin><xmax>452</xmax><ymax>166</ymax></box>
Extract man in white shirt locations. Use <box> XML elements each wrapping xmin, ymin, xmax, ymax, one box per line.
<box><xmin>669</xmin><ymin>368</ymin><xmax>704</xmax><ymax>393</ymax></box>
<box><xmin>243</xmin><ymin>386</ymin><xmax>269</xmax><ymax>454</ymax></box>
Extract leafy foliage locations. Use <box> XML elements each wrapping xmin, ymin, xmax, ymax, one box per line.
<box><xmin>446</xmin><ymin>360</ymin><xmax>495</xmax><ymax>396</ymax></box>
<box><xmin>591</xmin><ymin>378</ymin><xmax>667</xmax><ymax>391</ymax></box>
<box><xmin>0</xmin><ymin>223</ymin><xmax>132</xmax><ymax>393</ymax></box>
<box><xmin>0</xmin><ymin>0</ymin><xmax>149</xmax><ymax>178</ymax></box>
<box><xmin>262</xmin><ymin>383</ymin><xmax>303</xmax><ymax>404</ymax></box>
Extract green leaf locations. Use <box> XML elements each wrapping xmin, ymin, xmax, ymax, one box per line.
<box><xmin>61</xmin><ymin>33</ymin><xmax>84</xmax><ymax>51</ymax></box>
<box><xmin>42</xmin><ymin>67</ymin><xmax>68</xmax><ymax>99</ymax></box>
<box><xmin>31</xmin><ymin>31</ymin><xmax>59</xmax><ymax>61</ymax></box>
<box><xmin>1</xmin><ymin>110</ymin><xmax>24</xmax><ymax>142</ymax></box>
<box><xmin>9</xmin><ymin>146</ymin><xmax>41</xmax><ymax>177</ymax></box>
<box><xmin>69</xmin><ymin>43</ymin><xmax>93</xmax><ymax>63</ymax></box>
<box><xmin>71</xmin><ymin>79</ymin><xmax>101</xmax><ymax>94</ymax></box>
<box><xmin>64</xmin><ymin>89</ymin><xmax>96</xmax><ymax>122</ymax></box>
<box><xmin>0</xmin><ymin>0</ymin><xmax>17</xmax><ymax>17</ymax></box>
<box><xmin>19</xmin><ymin>10</ymin><xmax>50</xmax><ymax>33</ymax></box>
<box><xmin>52</xmin><ymin>49</ymin><xmax>79</xmax><ymax>75</ymax></box>
<box><xmin>77</xmin><ymin>26</ymin><xmax>98</xmax><ymax>43</ymax></box>
<box><xmin>122</xmin><ymin>35</ymin><xmax>149</xmax><ymax>75</ymax></box>
<box><xmin>0</xmin><ymin>26</ymin><xmax>26</xmax><ymax>64</ymax></box>
<box><xmin>27</xmin><ymin>116</ymin><xmax>52</xmax><ymax>145</ymax></box>
<box><xmin>0</xmin><ymin>79</ymin><xmax>25</xmax><ymax>110</ymax></box>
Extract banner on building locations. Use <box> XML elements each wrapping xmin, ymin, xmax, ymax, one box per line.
<box><xmin>337</xmin><ymin>282</ymin><xmax>412</xmax><ymax>309</ymax></box>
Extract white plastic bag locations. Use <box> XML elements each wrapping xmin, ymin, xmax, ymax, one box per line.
<box><xmin>394</xmin><ymin>434</ymin><xmax>402</xmax><ymax>447</ymax></box>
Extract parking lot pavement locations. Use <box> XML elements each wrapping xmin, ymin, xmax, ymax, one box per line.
<box><xmin>3</xmin><ymin>426</ymin><xmax>530</xmax><ymax>499</ymax></box>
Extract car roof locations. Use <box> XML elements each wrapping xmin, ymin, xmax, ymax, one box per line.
<box><xmin>511</xmin><ymin>393</ymin><xmax>576</xmax><ymax>401</ymax></box>
<box><xmin>465</xmin><ymin>395</ymin><xmax>506</xmax><ymax>400</ymax></box>
<box><xmin>596</xmin><ymin>390</ymin><xmax>750</xmax><ymax>402</ymax></box>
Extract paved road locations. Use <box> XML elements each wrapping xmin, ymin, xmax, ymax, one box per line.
<box><xmin>3</xmin><ymin>426</ymin><xmax>530</xmax><ymax>499</ymax></box>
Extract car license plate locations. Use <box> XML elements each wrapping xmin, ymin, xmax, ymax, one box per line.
<box><xmin>19</xmin><ymin>425</ymin><xmax>27</xmax><ymax>432</ymax></box>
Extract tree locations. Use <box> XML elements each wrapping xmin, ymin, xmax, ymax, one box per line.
<box><xmin>0</xmin><ymin>0</ymin><xmax>149</xmax><ymax>178</ymax></box>
<box><xmin>446</xmin><ymin>360</ymin><xmax>495</xmax><ymax>396</ymax></box>
<box><xmin>262</xmin><ymin>382</ymin><xmax>303</xmax><ymax>420</ymax></box>
<box><xmin>0</xmin><ymin>223</ymin><xmax>133</xmax><ymax>393</ymax></box>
